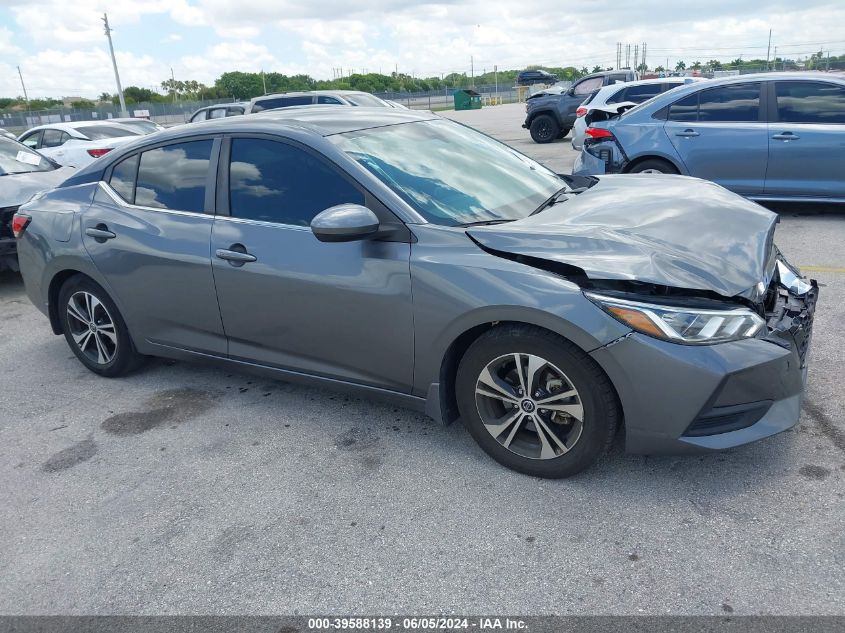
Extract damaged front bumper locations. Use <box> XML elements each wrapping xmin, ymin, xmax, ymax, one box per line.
<box><xmin>590</xmin><ymin>261</ymin><xmax>818</xmax><ymax>455</ymax></box>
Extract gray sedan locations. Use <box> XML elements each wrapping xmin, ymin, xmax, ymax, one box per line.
<box><xmin>573</xmin><ymin>72</ymin><xmax>845</xmax><ymax>202</ymax></box>
<box><xmin>14</xmin><ymin>107</ymin><xmax>817</xmax><ymax>477</ymax></box>
<box><xmin>0</xmin><ymin>136</ymin><xmax>73</xmax><ymax>271</ymax></box>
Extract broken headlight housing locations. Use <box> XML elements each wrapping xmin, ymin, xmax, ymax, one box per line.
<box><xmin>586</xmin><ymin>293</ymin><xmax>766</xmax><ymax>345</ymax></box>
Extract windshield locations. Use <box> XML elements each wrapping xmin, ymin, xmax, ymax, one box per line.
<box><xmin>78</xmin><ymin>124</ymin><xmax>139</xmax><ymax>140</ymax></box>
<box><xmin>331</xmin><ymin>119</ymin><xmax>564</xmax><ymax>225</ymax></box>
<box><xmin>344</xmin><ymin>93</ymin><xmax>388</xmax><ymax>107</ymax></box>
<box><xmin>0</xmin><ymin>137</ymin><xmax>54</xmax><ymax>175</ymax></box>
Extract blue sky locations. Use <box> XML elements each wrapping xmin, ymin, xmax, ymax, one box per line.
<box><xmin>1</xmin><ymin>0</ymin><xmax>843</xmax><ymax>98</ymax></box>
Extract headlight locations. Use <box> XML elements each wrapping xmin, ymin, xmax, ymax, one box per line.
<box><xmin>586</xmin><ymin>292</ymin><xmax>766</xmax><ymax>345</ymax></box>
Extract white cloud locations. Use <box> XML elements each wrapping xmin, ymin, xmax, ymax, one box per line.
<box><xmin>2</xmin><ymin>0</ymin><xmax>844</xmax><ymax>98</ymax></box>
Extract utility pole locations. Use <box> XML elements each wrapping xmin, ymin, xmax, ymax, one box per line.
<box><xmin>102</xmin><ymin>14</ymin><xmax>127</xmax><ymax>117</ymax></box>
<box><xmin>765</xmin><ymin>29</ymin><xmax>772</xmax><ymax>71</ymax></box>
<box><xmin>170</xmin><ymin>67</ymin><xmax>177</xmax><ymax>103</ymax></box>
<box><xmin>17</xmin><ymin>65</ymin><xmax>29</xmax><ymax>105</ymax></box>
<box><xmin>773</xmin><ymin>46</ymin><xmax>778</xmax><ymax>71</ymax></box>
<box><xmin>262</xmin><ymin>69</ymin><xmax>267</xmax><ymax>95</ymax></box>
<box><xmin>471</xmin><ymin>55</ymin><xmax>474</xmax><ymax>88</ymax></box>
<box><xmin>633</xmin><ymin>44</ymin><xmax>639</xmax><ymax>74</ymax></box>
<box><xmin>642</xmin><ymin>42</ymin><xmax>647</xmax><ymax>73</ymax></box>
<box><xmin>494</xmin><ymin>64</ymin><xmax>498</xmax><ymax>103</ymax></box>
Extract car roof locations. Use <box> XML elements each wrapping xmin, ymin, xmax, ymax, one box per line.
<box><xmin>149</xmin><ymin>105</ymin><xmax>439</xmax><ymax>140</ymax></box>
<box><xmin>592</xmin><ymin>76</ymin><xmax>703</xmax><ymax>97</ymax></box>
<box><xmin>250</xmin><ymin>90</ymin><xmax>378</xmax><ymax>101</ymax></box>
<box><xmin>21</xmin><ymin>120</ymin><xmax>138</xmax><ymax>138</ymax></box>
<box><xmin>193</xmin><ymin>102</ymin><xmax>248</xmax><ymax>112</ymax></box>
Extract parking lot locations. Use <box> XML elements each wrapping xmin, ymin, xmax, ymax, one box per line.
<box><xmin>1</xmin><ymin>102</ymin><xmax>844</xmax><ymax>615</ymax></box>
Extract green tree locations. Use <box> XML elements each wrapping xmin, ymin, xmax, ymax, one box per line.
<box><xmin>591</xmin><ymin>65</ymin><xmax>603</xmax><ymax>73</ymax></box>
<box><xmin>691</xmin><ymin>61</ymin><xmax>702</xmax><ymax>71</ymax></box>
<box><xmin>707</xmin><ymin>59</ymin><xmax>723</xmax><ymax>70</ymax></box>
<box><xmin>675</xmin><ymin>60</ymin><xmax>686</xmax><ymax>71</ymax></box>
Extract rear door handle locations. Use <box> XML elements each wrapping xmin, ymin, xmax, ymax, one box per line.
<box><xmin>85</xmin><ymin>226</ymin><xmax>116</xmax><ymax>241</ymax></box>
<box><xmin>772</xmin><ymin>132</ymin><xmax>800</xmax><ymax>140</ymax></box>
<box><xmin>215</xmin><ymin>245</ymin><xmax>257</xmax><ymax>266</ymax></box>
<box><xmin>675</xmin><ymin>129</ymin><xmax>700</xmax><ymax>137</ymax></box>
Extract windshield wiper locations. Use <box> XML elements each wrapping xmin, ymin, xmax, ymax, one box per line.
<box><xmin>455</xmin><ymin>219</ymin><xmax>516</xmax><ymax>227</ymax></box>
<box><xmin>529</xmin><ymin>186</ymin><xmax>570</xmax><ymax>216</ymax></box>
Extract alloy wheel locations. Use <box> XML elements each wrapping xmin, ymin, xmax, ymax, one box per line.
<box><xmin>65</xmin><ymin>291</ymin><xmax>118</xmax><ymax>365</ymax></box>
<box><xmin>474</xmin><ymin>353</ymin><xmax>584</xmax><ymax>460</ymax></box>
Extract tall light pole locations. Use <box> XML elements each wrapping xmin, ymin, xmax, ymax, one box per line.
<box><xmin>102</xmin><ymin>13</ymin><xmax>127</xmax><ymax>117</ymax></box>
<box><xmin>17</xmin><ymin>66</ymin><xmax>29</xmax><ymax>105</ymax></box>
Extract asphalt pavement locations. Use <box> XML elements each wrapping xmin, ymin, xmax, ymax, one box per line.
<box><xmin>1</xmin><ymin>103</ymin><xmax>843</xmax><ymax>615</ymax></box>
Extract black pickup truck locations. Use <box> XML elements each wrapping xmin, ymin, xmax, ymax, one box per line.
<box><xmin>523</xmin><ymin>69</ymin><xmax>637</xmax><ymax>143</ymax></box>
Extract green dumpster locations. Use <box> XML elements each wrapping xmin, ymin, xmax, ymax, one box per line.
<box><xmin>453</xmin><ymin>89</ymin><xmax>482</xmax><ymax>111</ymax></box>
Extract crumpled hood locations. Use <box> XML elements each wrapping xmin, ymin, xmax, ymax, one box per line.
<box><xmin>1</xmin><ymin>166</ymin><xmax>74</xmax><ymax>208</ymax></box>
<box><xmin>467</xmin><ymin>174</ymin><xmax>778</xmax><ymax>300</ymax></box>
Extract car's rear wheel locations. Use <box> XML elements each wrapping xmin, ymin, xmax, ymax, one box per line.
<box><xmin>628</xmin><ymin>158</ymin><xmax>678</xmax><ymax>174</ymax></box>
<box><xmin>556</xmin><ymin>127</ymin><xmax>571</xmax><ymax>140</ymax></box>
<box><xmin>529</xmin><ymin>115</ymin><xmax>560</xmax><ymax>144</ymax></box>
<box><xmin>456</xmin><ymin>325</ymin><xmax>620</xmax><ymax>478</ymax></box>
<box><xmin>58</xmin><ymin>275</ymin><xmax>144</xmax><ymax>377</ymax></box>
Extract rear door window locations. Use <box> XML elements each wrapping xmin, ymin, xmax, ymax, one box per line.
<box><xmin>191</xmin><ymin>110</ymin><xmax>208</xmax><ymax>122</ymax></box>
<box><xmin>208</xmin><ymin>108</ymin><xmax>227</xmax><ymax>119</ymax></box>
<box><xmin>317</xmin><ymin>96</ymin><xmax>343</xmax><ymax>104</ymax></box>
<box><xmin>618</xmin><ymin>83</ymin><xmax>663</xmax><ymax>104</ymax></box>
<box><xmin>134</xmin><ymin>140</ymin><xmax>213</xmax><ymax>212</ymax></box>
<box><xmin>698</xmin><ymin>83</ymin><xmax>761</xmax><ymax>122</ymax></box>
<box><xmin>668</xmin><ymin>83</ymin><xmax>761</xmax><ymax>123</ymax></box>
<box><xmin>667</xmin><ymin>93</ymin><xmax>699</xmax><ymax>121</ymax></box>
<box><xmin>775</xmin><ymin>81</ymin><xmax>845</xmax><ymax>124</ymax></box>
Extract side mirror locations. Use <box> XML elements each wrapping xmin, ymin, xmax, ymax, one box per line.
<box><xmin>310</xmin><ymin>204</ymin><xmax>380</xmax><ymax>243</ymax></box>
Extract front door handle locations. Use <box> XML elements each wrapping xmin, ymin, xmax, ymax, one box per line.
<box><xmin>772</xmin><ymin>132</ymin><xmax>800</xmax><ymax>141</ymax></box>
<box><xmin>215</xmin><ymin>244</ymin><xmax>257</xmax><ymax>266</ymax></box>
<box><xmin>675</xmin><ymin>129</ymin><xmax>700</xmax><ymax>137</ymax></box>
<box><xmin>85</xmin><ymin>225</ymin><xmax>116</xmax><ymax>241</ymax></box>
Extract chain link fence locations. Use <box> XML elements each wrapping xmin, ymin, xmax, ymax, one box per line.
<box><xmin>1</xmin><ymin>83</ymin><xmax>542</xmax><ymax>134</ymax></box>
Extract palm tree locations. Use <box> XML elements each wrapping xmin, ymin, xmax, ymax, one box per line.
<box><xmin>707</xmin><ymin>59</ymin><xmax>723</xmax><ymax>70</ymax></box>
<box><xmin>691</xmin><ymin>61</ymin><xmax>702</xmax><ymax>71</ymax></box>
<box><xmin>675</xmin><ymin>60</ymin><xmax>686</xmax><ymax>71</ymax></box>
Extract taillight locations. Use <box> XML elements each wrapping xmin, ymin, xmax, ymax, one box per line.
<box><xmin>86</xmin><ymin>148</ymin><xmax>113</xmax><ymax>158</ymax></box>
<box><xmin>585</xmin><ymin>127</ymin><xmax>614</xmax><ymax>139</ymax></box>
<box><xmin>12</xmin><ymin>213</ymin><xmax>31</xmax><ymax>238</ymax></box>
<box><xmin>576</xmin><ymin>107</ymin><xmax>588</xmax><ymax>118</ymax></box>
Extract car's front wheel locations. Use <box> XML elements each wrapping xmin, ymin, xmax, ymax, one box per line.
<box><xmin>456</xmin><ymin>325</ymin><xmax>620</xmax><ymax>478</ymax></box>
<box><xmin>529</xmin><ymin>115</ymin><xmax>560</xmax><ymax>143</ymax></box>
<box><xmin>58</xmin><ymin>275</ymin><xmax>144</xmax><ymax>377</ymax></box>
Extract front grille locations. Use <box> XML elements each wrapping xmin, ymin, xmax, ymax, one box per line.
<box><xmin>684</xmin><ymin>401</ymin><xmax>772</xmax><ymax>437</ymax></box>
<box><xmin>0</xmin><ymin>206</ymin><xmax>20</xmax><ymax>240</ymax></box>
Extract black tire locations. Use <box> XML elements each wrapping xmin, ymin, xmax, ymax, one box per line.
<box><xmin>627</xmin><ymin>158</ymin><xmax>678</xmax><ymax>174</ymax></box>
<box><xmin>58</xmin><ymin>275</ymin><xmax>144</xmax><ymax>377</ymax></box>
<box><xmin>556</xmin><ymin>127</ymin><xmax>572</xmax><ymax>140</ymax></box>
<box><xmin>529</xmin><ymin>115</ymin><xmax>560</xmax><ymax>144</ymax></box>
<box><xmin>456</xmin><ymin>325</ymin><xmax>620</xmax><ymax>478</ymax></box>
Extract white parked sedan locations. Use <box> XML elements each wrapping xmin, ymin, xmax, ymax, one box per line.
<box><xmin>17</xmin><ymin>121</ymin><xmax>141</xmax><ymax>168</ymax></box>
<box><xmin>571</xmin><ymin>77</ymin><xmax>705</xmax><ymax>150</ymax></box>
